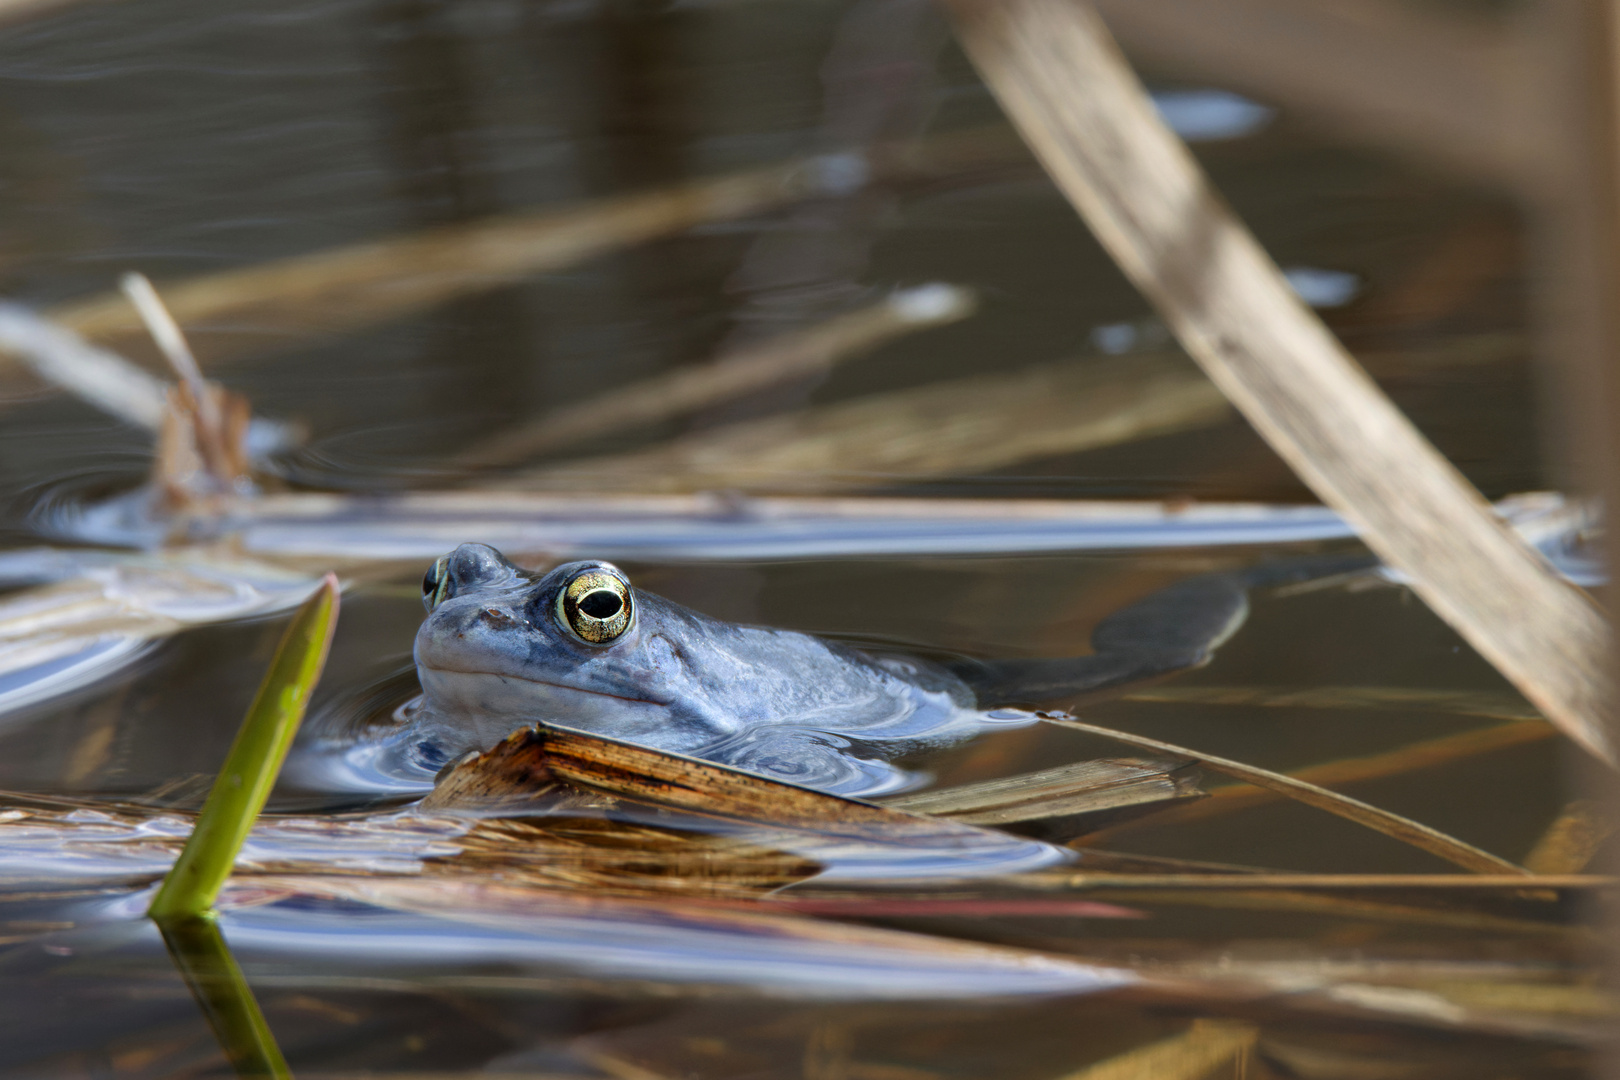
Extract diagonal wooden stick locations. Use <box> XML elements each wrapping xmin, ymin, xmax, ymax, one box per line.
<box><xmin>943</xmin><ymin>0</ymin><xmax>1613</xmax><ymax>764</ymax></box>
<box><xmin>1042</xmin><ymin>715</ymin><xmax>1528</xmax><ymax>874</ymax></box>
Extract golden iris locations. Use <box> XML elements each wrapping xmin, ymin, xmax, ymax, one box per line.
<box><xmin>557</xmin><ymin>567</ymin><xmax>633</xmax><ymax>644</ymax></box>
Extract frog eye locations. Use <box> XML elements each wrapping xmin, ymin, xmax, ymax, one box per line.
<box><xmin>557</xmin><ymin>567</ymin><xmax>634</xmax><ymax>644</ymax></box>
<box><xmin>421</xmin><ymin>555</ymin><xmax>450</xmax><ymax>612</ymax></box>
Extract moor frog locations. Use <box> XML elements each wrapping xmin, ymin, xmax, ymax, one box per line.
<box><xmin>326</xmin><ymin>543</ymin><xmax>1365</xmax><ymax>797</ymax></box>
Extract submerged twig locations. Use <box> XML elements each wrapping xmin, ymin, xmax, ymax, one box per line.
<box><xmin>944</xmin><ymin>0</ymin><xmax>1613</xmax><ymax>764</ymax></box>
<box><xmin>148</xmin><ymin>575</ymin><xmax>339</xmax><ymax>919</ymax></box>
<box><xmin>455</xmin><ymin>283</ymin><xmax>978</xmax><ymax>472</ymax></box>
<box><xmin>511</xmin><ymin>351</ymin><xmax>1229</xmax><ymax>493</ymax></box>
<box><xmin>1042</xmin><ymin>716</ymin><xmax>1529</xmax><ymax>874</ymax></box>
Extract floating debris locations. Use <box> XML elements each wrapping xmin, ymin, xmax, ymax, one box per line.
<box><xmin>424</xmin><ymin>724</ymin><xmax>1068</xmax><ymax>880</ymax></box>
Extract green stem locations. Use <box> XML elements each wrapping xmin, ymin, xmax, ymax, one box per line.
<box><xmin>149</xmin><ymin>573</ymin><xmax>339</xmax><ymax>918</ymax></box>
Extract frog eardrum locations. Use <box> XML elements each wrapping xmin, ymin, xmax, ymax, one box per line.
<box><xmin>557</xmin><ymin>565</ymin><xmax>634</xmax><ymax>644</ymax></box>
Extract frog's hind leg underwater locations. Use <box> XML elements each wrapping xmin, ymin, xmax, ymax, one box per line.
<box><xmin>952</xmin><ymin>552</ymin><xmax>1378</xmax><ymax>709</ymax></box>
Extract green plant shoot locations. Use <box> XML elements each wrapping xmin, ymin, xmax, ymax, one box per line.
<box><xmin>148</xmin><ymin>573</ymin><xmax>340</xmax><ymax>920</ymax></box>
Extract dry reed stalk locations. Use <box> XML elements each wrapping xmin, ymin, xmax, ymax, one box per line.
<box><xmin>511</xmin><ymin>351</ymin><xmax>1229</xmax><ymax>493</ymax></box>
<box><xmin>1088</xmin><ymin>720</ymin><xmax>1553</xmax><ymax>838</ymax></box>
<box><xmin>944</xmin><ymin>0</ymin><xmax>1613</xmax><ymax>765</ymax></box>
<box><xmin>40</xmin><ymin>157</ymin><xmax>852</xmax><ymax>369</ymax></box>
<box><xmin>882</xmin><ymin>757</ymin><xmax>1201</xmax><ymax>827</ymax></box>
<box><xmin>1042</xmin><ymin>716</ymin><xmax>1528</xmax><ymax>874</ymax></box>
<box><xmin>1524</xmin><ymin>801</ymin><xmax>1614</xmax><ymax>875</ymax></box>
<box><xmin>453</xmin><ymin>283</ymin><xmax>977</xmax><ymax>471</ymax></box>
<box><xmin>0</xmin><ymin>305</ymin><xmax>169</xmax><ymax>429</ymax></box>
<box><xmin>14</xmin><ymin>130</ymin><xmax>1027</xmax><ymax>386</ymax></box>
<box><xmin>1048</xmin><ymin>1020</ymin><xmax>1257</xmax><ymax>1080</ymax></box>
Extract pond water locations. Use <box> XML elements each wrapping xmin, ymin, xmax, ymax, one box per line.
<box><xmin>0</xmin><ymin>0</ymin><xmax>1595</xmax><ymax>1076</ymax></box>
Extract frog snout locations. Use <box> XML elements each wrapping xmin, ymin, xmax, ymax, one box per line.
<box><xmin>476</xmin><ymin>606</ymin><xmax>524</xmax><ymax>632</ymax></box>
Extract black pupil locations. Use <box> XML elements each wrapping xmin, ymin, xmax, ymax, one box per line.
<box><xmin>422</xmin><ymin>568</ymin><xmax>438</xmax><ymax>597</ymax></box>
<box><xmin>578</xmin><ymin>589</ymin><xmax>623</xmax><ymax>619</ymax></box>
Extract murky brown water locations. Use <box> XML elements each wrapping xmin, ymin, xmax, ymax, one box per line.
<box><xmin>0</xmin><ymin>0</ymin><xmax>1592</xmax><ymax>1076</ymax></box>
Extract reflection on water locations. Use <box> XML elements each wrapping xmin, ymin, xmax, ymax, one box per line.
<box><xmin>0</xmin><ymin>0</ymin><xmax>1590</xmax><ymax>1074</ymax></box>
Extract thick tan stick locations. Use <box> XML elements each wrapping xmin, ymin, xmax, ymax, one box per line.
<box><xmin>944</xmin><ymin>0</ymin><xmax>1613</xmax><ymax>764</ymax></box>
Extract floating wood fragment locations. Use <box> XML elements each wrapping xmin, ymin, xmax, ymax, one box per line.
<box><xmin>423</xmin><ymin>724</ymin><xmax>1062</xmax><ymax>876</ymax></box>
<box><xmin>881</xmin><ymin>756</ymin><xmax>1203</xmax><ymax>837</ymax></box>
<box><xmin>512</xmin><ymin>351</ymin><xmax>1230</xmax><ymax>493</ymax></box>
<box><xmin>447</xmin><ymin>815</ymin><xmax>823</xmax><ymax>899</ymax></box>
<box><xmin>1042</xmin><ymin>716</ymin><xmax>1529</xmax><ymax>874</ymax></box>
<box><xmin>943</xmin><ymin>0</ymin><xmax>1614</xmax><ymax>764</ymax></box>
<box><xmin>454</xmin><ymin>283</ymin><xmax>978</xmax><ymax>472</ymax></box>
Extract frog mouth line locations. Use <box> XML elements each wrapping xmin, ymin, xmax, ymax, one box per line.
<box><xmin>419</xmin><ymin>663</ymin><xmax>669</xmax><ymax>708</ymax></box>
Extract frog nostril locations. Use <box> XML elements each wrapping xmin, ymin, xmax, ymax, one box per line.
<box><xmin>479</xmin><ymin>607</ymin><xmax>522</xmax><ymax>630</ymax></box>
<box><xmin>578</xmin><ymin>590</ymin><xmax>623</xmax><ymax>619</ymax></box>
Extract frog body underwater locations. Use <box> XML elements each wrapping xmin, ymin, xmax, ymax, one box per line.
<box><xmin>379</xmin><ymin>543</ymin><xmax>1368</xmax><ymax>795</ymax></box>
